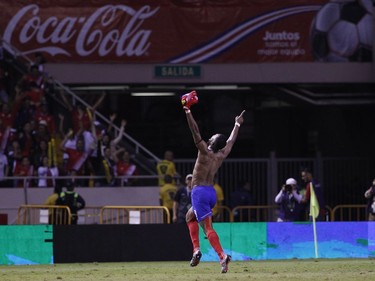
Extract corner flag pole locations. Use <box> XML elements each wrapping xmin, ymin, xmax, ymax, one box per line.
<box><xmin>312</xmin><ymin>210</ymin><xmax>318</xmax><ymax>258</ymax></box>
<box><xmin>310</xmin><ymin>182</ymin><xmax>319</xmax><ymax>258</ymax></box>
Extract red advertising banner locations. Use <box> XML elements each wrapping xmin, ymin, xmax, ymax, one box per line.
<box><xmin>0</xmin><ymin>0</ymin><xmax>372</xmax><ymax>63</ymax></box>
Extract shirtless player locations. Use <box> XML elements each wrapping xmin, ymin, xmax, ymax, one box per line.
<box><xmin>181</xmin><ymin>90</ymin><xmax>245</xmax><ymax>273</ymax></box>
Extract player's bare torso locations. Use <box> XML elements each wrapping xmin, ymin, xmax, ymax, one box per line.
<box><xmin>191</xmin><ymin>150</ymin><xmax>224</xmax><ymax>187</ymax></box>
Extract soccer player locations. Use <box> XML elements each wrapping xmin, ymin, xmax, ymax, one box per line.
<box><xmin>181</xmin><ymin>90</ymin><xmax>245</xmax><ymax>273</ymax></box>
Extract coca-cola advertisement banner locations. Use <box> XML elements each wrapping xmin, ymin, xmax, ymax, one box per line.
<box><xmin>0</xmin><ymin>0</ymin><xmax>373</xmax><ymax>63</ymax></box>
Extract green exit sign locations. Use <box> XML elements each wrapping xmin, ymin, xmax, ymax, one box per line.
<box><xmin>155</xmin><ymin>65</ymin><xmax>201</xmax><ymax>78</ymax></box>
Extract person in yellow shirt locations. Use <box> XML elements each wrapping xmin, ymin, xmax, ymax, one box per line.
<box><xmin>159</xmin><ymin>175</ymin><xmax>177</xmax><ymax>219</ymax></box>
<box><xmin>212</xmin><ymin>180</ymin><xmax>224</xmax><ymax>221</ymax></box>
<box><xmin>156</xmin><ymin>150</ymin><xmax>177</xmax><ymax>186</ymax></box>
<box><xmin>43</xmin><ymin>184</ymin><xmax>62</xmax><ymax>224</ymax></box>
<box><xmin>44</xmin><ymin>185</ymin><xmax>61</xmax><ymax>206</ymax></box>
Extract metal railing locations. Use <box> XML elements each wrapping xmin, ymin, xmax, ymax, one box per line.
<box><xmin>15</xmin><ymin>204</ymin><xmax>370</xmax><ymax>225</ymax></box>
<box><xmin>175</xmin><ymin>156</ymin><xmax>373</xmax><ymax>209</ymax></box>
<box><xmin>232</xmin><ymin>205</ymin><xmax>279</xmax><ymax>222</ymax></box>
<box><xmin>331</xmin><ymin>204</ymin><xmax>367</xmax><ymax>222</ymax></box>
<box><xmin>99</xmin><ymin>206</ymin><xmax>171</xmax><ymax>224</ymax></box>
<box><xmin>77</xmin><ymin>206</ymin><xmax>102</xmax><ymax>224</ymax></box>
<box><xmin>213</xmin><ymin>205</ymin><xmax>232</xmax><ymax>222</ymax></box>
<box><xmin>17</xmin><ymin>204</ymin><xmax>72</xmax><ymax>225</ymax></box>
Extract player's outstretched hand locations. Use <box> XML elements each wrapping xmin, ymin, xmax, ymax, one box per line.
<box><xmin>181</xmin><ymin>90</ymin><xmax>198</xmax><ymax>110</ymax></box>
<box><xmin>235</xmin><ymin>110</ymin><xmax>245</xmax><ymax>125</ymax></box>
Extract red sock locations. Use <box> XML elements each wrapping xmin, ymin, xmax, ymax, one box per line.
<box><xmin>187</xmin><ymin>220</ymin><xmax>200</xmax><ymax>252</ymax></box>
<box><xmin>204</xmin><ymin>218</ymin><xmax>225</xmax><ymax>259</ymax></box>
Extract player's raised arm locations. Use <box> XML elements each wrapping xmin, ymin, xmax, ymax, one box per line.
<box><xmin>181</xmin><ymin>91</ymin><xmax>204</xmax><ymax>147</ymax></box>
<box><xmin>222</xmin><ymin>110</ymin><xmax>245</xmax><ymax>157</ymax></box>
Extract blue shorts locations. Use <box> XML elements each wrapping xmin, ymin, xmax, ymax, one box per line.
<box><xmin>191</xmin><ymin>185</ymin><xmax>217</xmax><ymax>222</ymax></box>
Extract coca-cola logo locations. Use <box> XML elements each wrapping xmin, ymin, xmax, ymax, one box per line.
<box><xmin>3</xmin><ymin>4</ymin><xmax>159</xmax><ymax>57</ymax></box>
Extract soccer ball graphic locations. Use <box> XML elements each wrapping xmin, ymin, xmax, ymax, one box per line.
<box><xmin>310</xmin><ymin>0</ymin><xmax>373</xmax><ymax>62</ymax></box>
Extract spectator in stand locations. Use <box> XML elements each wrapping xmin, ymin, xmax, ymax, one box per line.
<box><xmin>275</xmin><ymin>178</ymin><xmax>302</xmax><ymax>222</ymax></box>
<box><xmin>24</xmin><ymin>81</ymin><xmax>45</xmax><ymax>110</ymax></box>
<box><xmin>88</xmin><ymin>120</ymin><xmax>110</xmax><ymax>187</ymax></box>
<box><xmin>108</xmin><ymin>116</ymin><xmax>126</xmax><ymax>157</ymax></box>
<box><xmin>72</xmin><ymin>103</ymin><xmax>91</xmax><ymax>135</ymax></box>
<box><xmin>32</xmin><ymin>119</ymin><xmax>51</xmax><ymax>145</ymax></box>
<box><xmin>13</xmin><ymin>94</ymin><xmax>35</xmax><ymax>131</ymax></box>
<box><xmin>36</xmin><ymin>155</ymin><xmax>59</xmax><ymax>188</ymax></box>
<box><xmin>113</xmin><ymin>148</ymin><xmax>138</xmax><ymax>186</ymax></box>
<box><xmin>173</xmin><ymin>174</ymin><xmax>193</xmax><ymax>224</ymax></box>
<box><xmin>0</xmin><ymin>150</ymin><xmax>9</xmax><ymax>188</ymax></box>
<box><xmin>58</xmin><ymin>90</ymin><xmax>106</xmax><ymax>134</ymax></box>
<box><xmin>156</xmin><ymin>150</ymin><xmax>177</xmax><ymax>186</ymax></box>
<box><xmin>364</xmin><ymin>179</ymin><xmax>375</xmax><ymax>221</ymax></box>
<box><xmin>212</xmin><ymin>179</ymin><xmax>224</xmax><ymax>222</ymax></box>
<box><xmin>6</xmin><ymin>139</ymin><xmax>22</xmax><ymax>179</ymax></box>
<box><xmin>159</xmin><ymin>174</ymin><xmax>177</xmax><ymax>219</ymax></box>
<box><xmin>0</xmin><ymin>117</ymin><xmax>10</xmax><ymax>146</ymax></box>
<box><xmin>300</xmin><ymin>167</ymin><xmax>326</xmax><ymax>221</ymax></box>
<box><xmin>31</xmin><ymin>139</ymin><xmax>48</xmax><ymax>169</ymax></box>
<box><xmin>35</xmin><ymin>101</ymin><xmax>56</xmax><ymax>135</ymax></box>
<box><xmin>18</xmin><ymin>121</ymin><xmax>35</xmax><ymax>159</ymax></box>
<box><xmin>96</xmin><ymin>146</ymin><xmax>116</xmax><ymax>187</ymax></box>
<box><xmin>18</xmin><ymin>64</ymin><xmax>45</xmax><ymax>89</ymax></box>
<box><xmin>57</xmin><ymin>113</ymin><xmax>82</xmax><ymax>174</ymax></box>
<box><xmin>60</xmin><ymin>130</ymin><xmax>93</xmax><ymax>187</ymax></box>
<box><xmin>230</xmin><ymin>180</ymin><xmax>254</xmax><ymax>222</ymax></box>
<box><xmin>57</xmin><ymin>112</ymin><xmax>67</xmax><ymax>139</ymax></box>
<box><xmin>97</xmin><ymin>131</ymin><xmax>111</xmax><ymax>155</ymax></box>
<box><xmin>13</xmin><ymin>155</ymin><xmax>34</xmax><ymax>188</ymax></box>
<box><xmin>82</xmin><ymin>112</ymin><xmax>115</xmax><ymax>187</ymax></box>
<box><xmin>0</xmin><ymin>126</ymin><xmax>10</xmax><ymax>188</ymax></box>
<box><xmin>0</xmin><ymin>102</ymin><xmax>14</xmax><ymax>128</ymax></box>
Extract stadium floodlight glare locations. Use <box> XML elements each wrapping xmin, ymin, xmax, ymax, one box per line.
<box><xmin>70</xmin><ymin>85</ymin><xmax>129</xmax><ymax>91</ymax></box>
<box><xmin>147</xmin><ymin>85</ymin><xmax>186</xmax><ymax>89</ymax></box>
<box><xmin>201</xmin><ymin>85</ymin><xmax>238</xmax><ymax>90</ymax></box>
<box><xmin>131</xmin><ymin>92</ymin><xmax>175</xmax><ymax>97</ymax></box>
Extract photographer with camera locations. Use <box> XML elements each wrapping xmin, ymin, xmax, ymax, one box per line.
<box><xmin>364</xmin><ymin>179</ymin><xmax>375</xmax><ymax>221</ymax></box>
<box><xmin>275</xmin><ymin>178</ymin><xmax>302</xmax><ymax>222</ymax></box>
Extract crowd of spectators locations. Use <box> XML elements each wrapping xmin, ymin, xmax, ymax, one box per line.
<box><xmin>0</xmin><ymin>51</ymin><xmax>138</xmax><ymax>188</ymax></box>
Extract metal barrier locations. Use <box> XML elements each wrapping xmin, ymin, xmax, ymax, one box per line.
<box><xmin>231</xmin><ymin>205</ymin><xmax>279</xmax><ymax>222</ymax></box>
<box><xmin>99</xmin><ymin>206</ymin><xmax>170</xmax><ymax>224</ymax></box>
<box><xmin>14</xmin><ymin>204</ymin><xmax>370</xmax><ymax>224</ymax></box>
<box><xmin>77</xmin><ymin>206</ymin><xmax>102</xmax><ymax>224</ymax></box>
<box><xmin>175</xmin><ymin>157</ymin><xmax>373</xmax><ymax>209</ymax></box>
<box><xmin>331</xmin><ymin>204</ymin><xmax>367</xmax><ymax>222</ymax></box>
<box><xmin>213</xmin><ymin>205</ymin><xmax>232</xmax><ymax>222</ymax></box>
<box><xmin>17</xmin><ymin>205</ymin><xmax>72</xmax><ymax>225</ymax></box>
<box><xmin>325</xmin><ymin>205</ymin><xmax>333</xmax><ymax>222</ymax></box>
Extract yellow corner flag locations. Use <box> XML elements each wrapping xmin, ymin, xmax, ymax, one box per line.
<box><xmin>309</xmin><ymin>182</ymin><xmax>320</xmax><ymax>258</ymax></box>
<box><xmin>309</xmin><ymin>182</ymin><xmax>320</xmax><ymax>219</ymax></box>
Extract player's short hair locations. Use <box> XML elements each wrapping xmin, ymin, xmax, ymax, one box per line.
<box><xmin>211</xmin><ymin>134</ymin><xmax>226</xmax><ymax>153</ymax></box>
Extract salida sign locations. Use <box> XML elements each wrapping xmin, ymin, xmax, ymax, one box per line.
<box><xmin>154</xmin><ymin>65</ymin><xmax>201</xmax><ymax>78</ymax></box>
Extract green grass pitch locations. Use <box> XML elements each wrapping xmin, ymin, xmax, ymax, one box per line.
<box><xmin>1</xmin><ymin>259</ymin><xmax>374</xmax><ymax>281</ymax></box>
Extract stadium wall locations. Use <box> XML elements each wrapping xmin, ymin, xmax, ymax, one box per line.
<box><xmin>1</xmin><ymin>222</ymin><xmax>374</xmax><ymax>265</ymax></box>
